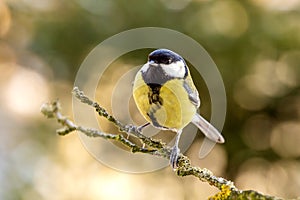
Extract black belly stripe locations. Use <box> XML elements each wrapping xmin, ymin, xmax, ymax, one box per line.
<box><xmin>147</xmin><ymin>83</ymin><xmax>163</xmax><ymax>105</ymax></box>
<box><xmin>147</xmin><ymin>110</ymin><xmax>161</xmax><ymax>128</ymax></box>
<box><xmin>145</xmin><ymin>84</ymin><xmax>166</xmax><ymax>128</ymax></box>
<box><xmin>147</xmin><ymin>105</ymin><xmax>168</xmax><ymax>129</ymax></box>
<box><xmin>147</xmin><ymin>84</ymin><xmax>163</xmax><ymax>127</ymax></box>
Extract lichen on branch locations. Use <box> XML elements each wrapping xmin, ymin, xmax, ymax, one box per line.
<box><xmin>40</xmin><ymin>87</ymin><xmax>282</xmax><ymax>200</ymax></box>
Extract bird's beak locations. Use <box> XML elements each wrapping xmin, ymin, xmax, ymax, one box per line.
<box><xmin>148</xmin><ymin>60</ymin><xmax>157</xmax><ymax>67</ymax></box>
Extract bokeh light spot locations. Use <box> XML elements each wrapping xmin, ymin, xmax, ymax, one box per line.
<box><xmin>236</xmin><ymin>158</ymin><xmax>300</xmax><ymax>198</ymax></box>
<box><xmin>76</xmin><ymin>0</ymin><xmax>113</xmax><ymax>15</ymax></box>
<box><xmin>209</xmin><ymin>0</ymin><xmax>248</xmax><ymax>38</ymax></box>
<box><xmin>250</xmin><ymin>60</ymin><xmax>287</xmax><ymax>97</ymax></box>
<box><xmin>271</xmin><ymin>121</ymin><xmax>300</xmax><ymax>158</ymax></box>
<box><xmin>242</xmin><ymin>114</ymin><xmax>272</xmax><ymax>150</ymax></box>
<box><xmin>235</xmin><ymin>158</ymin><xmax>271</xmax><ymax>193</ymax></box>
<box><xmin>233</xmin><ymin>56</ymin><xmax>299</xmax><ymax>111</ymax></box>
<box><xmin>250</xmin><ymin>0</ymin><xmax>300</xmax><ymax>11</ymax></box>
<box><xmin>233</xmin><ymin>75</ymin><xmax>270</xmax><ymax>111</ymax></box>
<box><xmin>4</xmin><ymin>66</ymin><xmax>50</xmax><ymax>117</ymax></box>
<box><xmin>160</xmin><ymin>0</ymin><xmax>191</xmax><ymax>10</ymax></box>
<box><xmin>280</xmin><ymin>50</ymin><xmax>300</xmax><ymax>87</ymax></box>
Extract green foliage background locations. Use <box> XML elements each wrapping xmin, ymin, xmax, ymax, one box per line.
<box><xmin>1</xmin><ymin>0</ymin><xmax>300</xmax><ymax>199</ymax></box>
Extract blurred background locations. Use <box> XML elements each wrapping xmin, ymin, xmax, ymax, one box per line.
<box><xmin>1</xmin><ymin>0</ymin><xmax>300</xmax><ymax>199</ymax></box>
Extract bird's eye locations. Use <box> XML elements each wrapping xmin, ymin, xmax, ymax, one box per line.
<box><xmin>162</xmin><ymin>58</ymin><xmax>172</xmax><ymax>64</ymax></box>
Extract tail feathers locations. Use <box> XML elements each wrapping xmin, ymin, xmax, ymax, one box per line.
<box><xmin>191</xmin><ymin>113</ymin><xmax>225</xmax><ymax>143</ymax></box>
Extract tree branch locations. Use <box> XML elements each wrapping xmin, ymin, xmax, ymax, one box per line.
<box><xmin>40</xmin><ymin>87</ymin><xmax>282</xmax><ymax>200</ymax></box>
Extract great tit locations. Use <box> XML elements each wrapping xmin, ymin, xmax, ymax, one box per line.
<box><xmin>133</xmin><ymin>49</ymin><xmax>225</xmax><ymax>168</ymax></box>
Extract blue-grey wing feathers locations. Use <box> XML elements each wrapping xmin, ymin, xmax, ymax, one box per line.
<box><xmin>183</xmin><ymin>80</ymin><xmax>200</xmax><ymax>108</ymax></box>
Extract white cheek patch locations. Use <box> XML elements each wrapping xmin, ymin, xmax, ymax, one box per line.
<box><xmin>160</xmin><ymin>60</ymin><xmax>186</xmax><ymax>78</ymax></box>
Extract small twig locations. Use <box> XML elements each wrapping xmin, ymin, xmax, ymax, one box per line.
<box><xmin>41</xmin><ymin>101</ymin><xmax>157</xmax><ymax>155</ymax></box>
<box><xmin>72</xmin><ymin>87</ymin><xmax>163</xmax><ymax>149</ymax></box>
<box><xmin>41</xmin><ymin>87</ymin><xmax>283</xmax><ymax>200</ymax></box>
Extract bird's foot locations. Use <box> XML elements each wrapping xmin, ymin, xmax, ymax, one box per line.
<box><xmin>170</xmin><ymin>145</ymin><xmax>180</xmax><ymax>169</ymax></box>
<box><xmin>137</xmin><ymin>122</ymin><xmax>150</xmax><ymax>133</ymax></box>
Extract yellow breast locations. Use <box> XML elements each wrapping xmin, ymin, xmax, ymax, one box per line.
<box><xmin>133</xmin><ymin>72</ymin><xmax>197</xmax><ymax>130</ymax></box>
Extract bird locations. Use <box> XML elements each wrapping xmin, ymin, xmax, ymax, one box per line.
<box><xmin>132</xmin><ymin>49</ymin><xmax>225</xmax><ymax>168</ymax></box>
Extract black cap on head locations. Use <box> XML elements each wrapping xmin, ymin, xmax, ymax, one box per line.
<box><xmin>148</xmin><ymin>49</ymin><xmax>184</xmax><ymax>65</ymax></box>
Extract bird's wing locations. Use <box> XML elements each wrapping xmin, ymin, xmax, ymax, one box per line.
<box><xmin>183</xmin><ymin>78</ymin><xmax>200</xmax><ymax>108</ymax></box>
